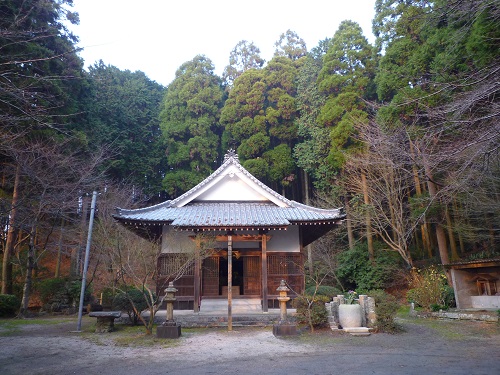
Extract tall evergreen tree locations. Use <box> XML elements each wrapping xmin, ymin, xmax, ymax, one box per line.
<box><xmin>83</xmin><ymin>62</ymin><xmax>165</xmax><ymax>198</ymax></box>
<box><xmin>293</xmin><ymin>41</ymin><xmax>335</xmax><ymax>193</ymax></box>
<box><xmin>315</xmin><ymin>20</ymin><xmax>376</xmax><ymax>259</ymax></box>
<box><xmin>221</xmin><ymin>52</ymin><xmax>305</xmax><ymax>194</ymax></box>
<box><xmin>274</xmin><ymin>29</ymin><xmax>307</xmax><ymax>60</ymax></box>
<box><xmin>222</xmin><ymin>40</ymin><xmax>265</xmax><ymax>87</ymax></box>
<box><xmin>159</xmin><ymin>55</ymin><xmax>224</xmax><ymax>198</ymax></box>
<box><xmin>317</xmin><ymin>20</ymin><xmax>376</xmax><ymax>169</ymax></box>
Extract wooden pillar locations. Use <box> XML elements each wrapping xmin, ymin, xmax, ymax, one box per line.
<box><xmin>193</xmin><ymin>244</ymin><xmax>200</xmax><ymax>313</ymax></box>
<box><xmin>227</xmin><ymin>233</ymin><xmax>233</xmax><ymax>331</ymax></box>
<box><xmin>261</xmin><ymin>234</ymin><xmax>268</xmax><ymax>312</ymax></box>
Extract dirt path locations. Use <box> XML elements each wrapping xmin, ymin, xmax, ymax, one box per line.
<box><xmin>1</xmin><ymin>316</ymin><xmax>499</xmax><ymax>375</ymax></box>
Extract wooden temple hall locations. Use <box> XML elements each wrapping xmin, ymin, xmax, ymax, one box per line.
<box><xmin>113</xmin><ymin>151</ymin><xmax>345</xmax><ymax>312</ymax></box>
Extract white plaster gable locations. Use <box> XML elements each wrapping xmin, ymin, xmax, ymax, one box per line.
<box><xmin>195</xmin><ymin>174</ymin><xmax>268</xmax><ymax>201</ymax></box>
<box><xmin>172</xmin><ymin>159</ymin><xmax>290</xmax><ymax>208</ymax></box>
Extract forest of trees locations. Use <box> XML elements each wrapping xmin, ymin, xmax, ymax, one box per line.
<box><xmin>0</xmin><ymin>0</ymin><xmax>498</xmax><ymax>313</ymax></box>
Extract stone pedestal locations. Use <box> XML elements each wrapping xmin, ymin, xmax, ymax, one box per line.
<box><xmin>156</xmin><ymin>323</ymin><xmax>182</xmax><ymax>339</ymax></box>
<box><xmin>94</xmin><ymin>317</ymin><xmax>116</xmax><ymax>333</ymax></box>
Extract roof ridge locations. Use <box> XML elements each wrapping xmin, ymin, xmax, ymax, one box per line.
<box><xmin>116</xmin><ymin>199</ymin><xmax>173</xmax><ymax>215</ymax></box>
<box><xmin>290</xmin><ymin>200</ymin><xmax>344</xmax><ymax>215</ymax></box>
<box><xmin>169</xmin><ymin>154</ymin><xmax>236</xmax><ymax>206</ymax></box>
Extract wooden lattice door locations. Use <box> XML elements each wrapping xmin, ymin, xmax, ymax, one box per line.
<box><xmin>202</xmin><ymin>256</ymin><xmax>219</xmax><ymax>296</ymax></box>
<box><xmin>243</xmin><ymin>256</ymin><xmax>261</xmax><ymax>295</ymax></box>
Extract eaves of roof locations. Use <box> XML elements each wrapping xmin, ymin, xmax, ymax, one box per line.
<box><xmin>443</xmin><ymin>258</ymin><xmax>500</xmax><ymax>268</ymax></box>
<box><xmin>113</xmin><ymin>201</ymin><xmax>344</xmax><ymax>229</ymax></box>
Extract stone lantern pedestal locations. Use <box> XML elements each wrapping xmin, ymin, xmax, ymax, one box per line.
<box><xmin>272</xmin><ymin>280</ymin><xmax>297</xmax><ymax>336</ymax></box>
<box><xmin>157</xmin><ymin>282</ymin><xmax>181</xmax><ymax>339</ymax></box>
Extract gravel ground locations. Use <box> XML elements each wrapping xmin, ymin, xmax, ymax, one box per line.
<box><xmin>0</xmin><ymin>315</ymin><xmax>499</xmax><ymax>375</ymax></box>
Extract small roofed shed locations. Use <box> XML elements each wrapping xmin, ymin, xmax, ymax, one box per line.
<box><xmin>113</xmin><ymin>151</ymin><xmax>345</xmax><ymax>312</ymax></box>
<box><xmin>444</xmin><ymin>258</ymin><xmax>500</xmax><ymax>309</ymax></box>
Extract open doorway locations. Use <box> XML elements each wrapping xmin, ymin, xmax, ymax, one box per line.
<box><xmin>202</xmin><ymin>254</ymin><xmax>261</xmax><ymax>298</ymax></box>
<box><xmin>219</xmin><ymin>257</ymin><xmax>244</xmax><ymax>296</ymax></box>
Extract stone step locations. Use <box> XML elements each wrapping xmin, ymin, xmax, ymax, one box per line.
<box><xmin>343</xmin><ymin>327</ymin><xmax>371</xmax><ymax>336</ymax></box>
<box><xmin>173</xmin><ymin>315</ymin><xmax>283</xmax><ymax>328</ymax></box>
<box><xmin>200</xmin><ymin>298</ymin><xmax>262</xmax><ymax>314</ymax></box>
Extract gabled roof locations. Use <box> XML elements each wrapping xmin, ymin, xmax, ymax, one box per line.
<box><xmin>168</xmin><ymin>151</ymin><xmax>293</xmax><ymax>208</ymax></box>
<box><xmin>113</xmin><ymin>151</ymin><xmax>344</xmax><ymax>244</ymax></box>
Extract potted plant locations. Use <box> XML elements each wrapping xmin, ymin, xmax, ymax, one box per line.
<box><xmin>338</xmin><ymin>290</ymin><xmax>363</xmax><ymax>328</ymax></box>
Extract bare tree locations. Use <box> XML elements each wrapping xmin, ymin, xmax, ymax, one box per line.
<box><xmin>0</xmin><ymin>136</ymin><xmax>105</xmax><ymax>316</ymax></box>
<box><xmin>0</xmin><ymin>0</ymin><xmax>89</xmax><ymax>298</ymax></box>
<box><xmin>343</xmin><ymin>120</ymin><xmax>415</xmax><ymax>267</ymax></box>
<box><xmin>91</xmin><ymin>186</ymin><xmax>215</xmax><ymax>334</ymax></box>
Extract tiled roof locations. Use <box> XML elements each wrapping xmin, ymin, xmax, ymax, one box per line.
<box><xmin>114</xmin><ymin>201</ymin><xmax>343</xmax><ymax>229</ymax></box>
<box><xmin>113</xmin><ymin>152</ymin><xmax>345</xmax><ymax>233</ymax></box>
<box><xmin>443</xmin><ymin>258</ymin><xmax>500</xmax><ymax>267</ymax></box>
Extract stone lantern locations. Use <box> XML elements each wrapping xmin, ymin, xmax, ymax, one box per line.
<box><xmin>156</xmin><ymin>281</ymin><xmax>181</xmax><ymax>339</ymax></box>
<box><xmin>272</xmin><ymin>280</ymin><xmax>297</xmax><ymax>336</ymax></box>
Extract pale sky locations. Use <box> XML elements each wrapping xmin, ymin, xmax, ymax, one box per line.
<box><xmin>69</xmin><ymin>0</ymin><xmax>376</xmax><ymax>86</ymax></box>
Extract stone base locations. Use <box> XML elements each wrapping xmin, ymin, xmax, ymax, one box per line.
<box><xmin>156</xmin><ymin>324</ymin><xmax>181</xmax><ymax>339</ymax></box>
<box><xmin>95</xmin><ymin>318</ymin><xmax>116</xmax><ymax>333</ymax></box>
<box><xmin>343</xmin><ymin>327</ymin><xmax>371</xmax><ymax>336</ymax></box>
<box><xmin>272</xmin><ymin>324</ymin><xmax>297</xmax><ymax>336</ymax></box>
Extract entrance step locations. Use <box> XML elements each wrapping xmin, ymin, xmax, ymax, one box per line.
<box><xmin>343</xmin><ymin>327</ymin><xmax>371</xmax><ymax>336</ymax></box>
<box><xmin>200</xmin><ymin>298</ymin><xmax>262</xmax><ymax>314</ymax></box>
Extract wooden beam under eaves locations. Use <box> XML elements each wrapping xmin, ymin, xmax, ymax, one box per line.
<box><xmin>189</xmin><ymin>234</ymin><xmax>272</xmax><ymax>242</ymax></box>
<box><xmin>215</xmin><ymin>234</ymin><xmax>272</xmax><ymax>242</ymax></box>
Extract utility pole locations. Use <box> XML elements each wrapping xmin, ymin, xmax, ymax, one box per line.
<box><xmin>76</xmin><ymin>191</ymin><xmax>97</xmax><ymax>332</ymax></box>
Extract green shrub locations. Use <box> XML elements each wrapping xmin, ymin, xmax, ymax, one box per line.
<box><xmin>100</xmin><ymin>287</ymin><xmax>117</xmax><ymax>309</ymax></box>
<box><xmin>406</xmin><ymin>266</ymin><xmax>448</xmax><ymax>311</ymax></box>
<box><xmin>113</xmin><ymin>288</ymin><xmax>151</xmax><ymax>325</ymax></box>
<box><xmin>38</xmin><ymin>278</ymin><xmax>67</xmax><ymax>305</ymax></box>
<box><xmin>368</xmin><ymin>289</ymin><xmax>401</xmax><ymax>333</ymax></box>
<box><xmin>304</xmin><ymin>285</ymin><xmax>341</xmax><ymax>299</ymax></box>
<box><xmin>37</xmin><ymin>278</ymin><xmax>92</xmax><ymax>312</ymax></box>
<box><xmin>67</xmin><ymin>280</ymin><xmax>91</xmax><ymax>303</ymax></box>
<box><xmin>293</xmin><ymin>294</ymin><xmax>330</xmax><ymax>331</ymax></box>
<box><xmin>443</xmin><ymin>285</ymin><xmax>456</xmax><ymax>309</ymax></box>
<box><xmin>430</xmin><ymin>303</ymin><xmax>442</xmax><ymax>312</ymax></box>
<box><xmin>336</xmin><ymin>242</ymin><xmax>405</xmax><ymax>291</ymax></box>
<box><xmin>0</xmin><ymin>294</ymin><xmax>21</xmax><ymax>317</ymax></box>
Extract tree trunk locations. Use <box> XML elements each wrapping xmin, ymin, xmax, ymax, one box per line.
<box><xmin>422</xmin><ymin>222</ymin><xmax>432</xmax><ymax>258</ymax></box>
<box><xmin>303</xmin><ymin>170</ymin><xmax>313</xmax><ymax>274</ymax></box>
<box><xmin>345</xmin><ymin>195</ymin><xmax>355</xmax><ymax>250</ymax></box>
<box><xmin>410</xmin><ymin>142</ymin><xmax>432</xmax><ymax>258</ymax></box>
<box><xmin>55</xmin><ymin>218</ymin><xmax>65</xmax><ymax>278</ymax></box>
<box><xmin>361</xmin><ymin>172</ymin><xmax>374</xmax><ymax>261</ymax></box>
<box><xmin>445</xmin><ymin>205</ymin><xmax>459</xmax><ymax>261</ymax></box>
<box><xmin>453</xmin><ymin>199</ymin><xmax>465</xmax><ymax>254</ymax></box>
<box><xmin>385</xmin><ymin>166</ymin><xmax>397</xmax><ymax>242</ymax></box>
<box><xmin>19</xmin><ymin>225</ymin><xmax>36</xmax><ymax>317</ymax></box>
<box><xmin>2</xmin><ymin>164</ymin><xmax>20</xmax><ymax>294</ymax></box>
<box><xmin>74</xmin><ymin>195</ymin><xmax>89</xmax><ymax>276</ymax></box>
<box><xmin>425</xmin><ymin>165</ymin><xmax>449</xmax><ymax>265</ymax></box>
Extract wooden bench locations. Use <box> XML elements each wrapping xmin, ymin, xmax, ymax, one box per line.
<box><xmin>88</xmin><ymin>311</ymin><xmax>121</xmax><ymax>333</ymax></box>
